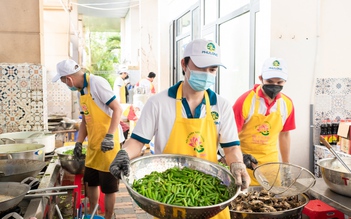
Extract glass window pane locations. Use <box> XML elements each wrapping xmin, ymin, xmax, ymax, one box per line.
<box><xmin>192</xmin><ymin>7</ymin><xmax>200</xmax><ymax>39</ymax></box>
<box><xmin>220</xmin><ymin>0</ymin><xmax>250</xmax><ymax>17</ymax></box>
<box><xmin>176</xmin><ymin>37</ymin><xmax>191</xmax><ymax>82</ymax></box>
<box><xmin>254</xmin><ymin>10</ymin><xmax>268</xmax><ymax>84</ymax></box>
<box><xmin>204</xmin><ymin>0</ymin><xmax>217</xmax><ymax>25</ymax></box>
<box><xmin>176</xmin><ymin>12</ymin><xmax>191</xmax><ymax>36</ymax></box>
<box><xmin>219</xmin><ymin>13</ymin><xmax>250</xmax><ymax>104</ymax></box>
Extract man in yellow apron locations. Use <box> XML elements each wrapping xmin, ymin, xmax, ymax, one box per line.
<box><xmin>110</xmin><ymin>39</ymin><xmax>251</xmax><ymax>219</ymax></box>
<box><xmin>52</xmin><ymin>59</ymin><xmax>123</xmax><ymax>219</ymax></box>
<box><xmin>232</xmin><ymin>57</ymin><xmax>296</xmax><ymax>185</ymax></box>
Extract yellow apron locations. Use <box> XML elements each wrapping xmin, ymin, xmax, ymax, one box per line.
<box><xmin>161</xmin><ymin>82</ymin><xmax>230</xmax><ymax>219</ymax></box>
<box><xmin>80</xmin><ymin>74</ymin><xmax>120</xmax><ymax>172</ymax></box>
<box><xmin>120</xmin><ymin>82</ymin><xmax>126</xmax><ymax>104</ymax></box>
<box><xmin>239</xmin><ymin>85</ymin><xmax>283</xmax><ymax>185</ymax></box>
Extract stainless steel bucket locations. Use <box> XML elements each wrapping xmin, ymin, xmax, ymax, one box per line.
<box><xmin>0</xmin><ymin>131</ymin><xmax>56</xmax><ymax>154</ymax></box>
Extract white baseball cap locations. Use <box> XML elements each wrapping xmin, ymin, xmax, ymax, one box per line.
<box><xmin>118</xmin><ymin>65</ymin><xmax>128</xmax><ymax>74</ymax></box>
<box><xmin>261</xmin><ymin>57</ymin><xmax>288</xmax><ymax>81</ymax></box>
<box><xmin>183</xmin><ymin>39</ymin><xmax>226</xmax><ymax>68</ymax></box>
<box><xmin>52</xmin><ymin>59</ymin><xmax>81</xmax><ymax>82</ymax></box>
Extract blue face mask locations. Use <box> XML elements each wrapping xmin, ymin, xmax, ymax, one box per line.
<box><xmin>67</xmin><ymin>85</ymin><xmax>78</xmax><ymax>91</ymax></box>
<box><xmin>187</xmin><ymin>67</ymin><xmax>216</xmax><ymax>91</ymax></box>
<box><xmin>66</xmin><ymin>77</ymin><xmax>78</xmax><ymax>91</ymax></box>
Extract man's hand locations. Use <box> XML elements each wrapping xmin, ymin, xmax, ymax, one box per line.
<box><xmin>74</xmin><ymin>142</ymin><xmax>84</xmax><ymax>160</ymax></box>
<box><xmin>243</xmin><ymin>154</ymin><xmax>258</xmax><ymax>170</ymax></box>
<box><xmin>101</xmin><ymin>134</ymin><xmax>114</xmax><ymax>152</ymax></box>
<box><xmin>282</xmin><ymin>165</ymin><xmax>293</xmax><ymax>187</ymax></box>
<box><xmin>109</xmin><ymin>150</ymin><xmax>130</xmax><ymax>179</ymax></box>
<box><xmin>230</xmin><ymin>162</ymin><xmax>251</xmax><ymax>190</ymax></box>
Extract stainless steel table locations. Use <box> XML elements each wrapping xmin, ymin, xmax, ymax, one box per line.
<box><xmin>307</xmin><ymin>178</ymin><xmax>351</xmax><ymax>216</ymax></box>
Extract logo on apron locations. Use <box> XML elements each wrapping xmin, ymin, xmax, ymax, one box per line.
<box><xmin>253</xmin><ymin>121</ymin><xmax>271</xmax><ymax>144</ymax></box>
<box><xmin>211</xmin><ymin>111</ymin><xmax>220</xmax><ymax>125</ymax></box>
<box><xmin>81</xmin><ymin>103</ymin><xmax>90</xmax><ymax>116</ymax></box>
<box><xmin>186</xmin><ymin>131</ymin><xmax>206</xmax><ymax>156</ymax></box>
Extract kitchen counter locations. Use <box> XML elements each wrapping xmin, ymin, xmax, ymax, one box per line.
<box><xmin>307</xmin><ymin>178</ymin><xmax>351</xmax><ymax>216</ymax></box>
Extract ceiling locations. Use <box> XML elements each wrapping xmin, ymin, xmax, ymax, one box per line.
<box><xmin>76</xmin><ymin>0</ymin><xmax>135</xmax><ymax>32</ymax></box>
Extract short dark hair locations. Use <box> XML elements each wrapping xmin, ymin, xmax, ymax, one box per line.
<box><xmin>182</xmin><ymin>57</ymin><xmax>190</xmax><ymax>75</ymax></box>
<box><xmin>148</xmin><ymin>72</ymin><xmax>156</xmax><ymax>78</ymax></box>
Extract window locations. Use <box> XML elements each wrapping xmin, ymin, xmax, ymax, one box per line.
<box><xmin>176</xmin><ymin>12</ymin><xmax>191</xmax><ymax>36</ymax></box>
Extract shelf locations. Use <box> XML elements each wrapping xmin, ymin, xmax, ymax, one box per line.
<box><xmin>307</xmin><ymin>178</ymin><xmax>351</xmax><ymax>216</ymax></box>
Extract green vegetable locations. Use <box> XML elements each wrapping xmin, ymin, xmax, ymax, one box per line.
<box><xmin>132</xmin><ymin>167</ymin><xmax>229</xmax><ymax>207</ymax></box>
<box><xmin>62</xmin><ymin>147</ymin><xmax>87</xmax><ymax>155</ymax></box>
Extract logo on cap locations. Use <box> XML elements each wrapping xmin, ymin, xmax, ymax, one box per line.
<box><xmin>269</xmin><ymin>60</ymin><xmax>282</xmax><ymax>71</ymax></box>
<box><xmin>272</xmin><ymin>60</ymin><xmax>280</xmax><ymax>66</ymax></box>
<box><xmin>202</xmin><ymin>43</ymin><xmax>218</xmax><ymax>57</ymax></box>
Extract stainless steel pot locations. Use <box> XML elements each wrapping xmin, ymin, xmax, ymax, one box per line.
<box><xmin>0</xmin><ymin>159</ymin><xmax>47</xmax><ymax>182</ymax></box>
<box><xmin>0</xmin><ymin>182</ymin><xmax>77</xmax><ymax>214</ymax></box>
<box><xmin>0</xmin><ymin>131</ymin><xmax>56</xmax><ymax>154</ymax></box>
<box><xmin>230</xmin><ymin>186</ymin><xmax>309</xmax><ymax>219</ymax></box>
<box><xmin>0</xmin><ymin>143</ymin><xmax>45</xmax><ymax>161</ymax></box>
<box><xmin>317</xmin><ymin>157</ymin><xmax>351</xmax><ymax>197</ymax></box>
<box><xmin>55</xmin><ymin>145</ymin><xmax>85</xmax><ymax>175</ymax></box>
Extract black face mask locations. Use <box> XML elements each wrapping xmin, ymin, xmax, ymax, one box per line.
<box><xmin>262</xmin><ymin>84</ymin><xmax>283</xmax><ymax>99</ymax></box>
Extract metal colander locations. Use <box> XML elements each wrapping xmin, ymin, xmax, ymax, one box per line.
<box><xmin>121</xmin><ymin>154</ymin><xmax>240</xmax><ymax>219</ymax></box>
<box><xmin>253</xmin><ymin>162</ymin><xmax>316</xmax><ymax>197</ymax></box>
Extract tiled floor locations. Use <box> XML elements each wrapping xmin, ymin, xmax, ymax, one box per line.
<box><xmin>113</xmin><ymin>148</ymin><xmax>153</xmax><ymax>219</ymax></box>
<box><xmin>114</xmin><ymin>181</ymin><xmax>153</xmax><ymax>219</ymax></box>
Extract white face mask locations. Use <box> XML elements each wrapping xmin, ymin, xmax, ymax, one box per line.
<box><xmin>186</xmin><ymin>67</ymin><xmax>216</xmax><ymax>91</ymax></box>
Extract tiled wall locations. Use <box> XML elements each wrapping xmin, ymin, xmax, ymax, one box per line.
<box><xmin>0</xmin><ymin>63</ymin><xmax>47</xmax><ymax>133</ymax></box>
<box><xmin>313</xmin><ymin>78</ymin><xmax>351</xmax><ymax>176</ymax></box>
<box><xmin>46</xmin><ymin>70</ymin><xmax>74</xmax><ymax>118</ymax></box>
<box><xmin>313</xmin><ymin>78</ymin><xmax>351</xmax><ymax>144</ymax></box>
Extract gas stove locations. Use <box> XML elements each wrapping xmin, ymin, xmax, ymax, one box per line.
<box><xmin>1</xmin><ymin>156</ymin><xmax>64</xmax><ymax>219</ymax></box>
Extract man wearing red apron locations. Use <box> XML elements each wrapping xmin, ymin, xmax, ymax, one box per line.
<box><xmin>52</xmin><ymin>59</ymin><xmax>123</xmax><ymax>219</ymax></box>
<box><xmin>110</xmin><ymin>39</ymin><xmax>251</xmax><ymax>219</ymax></box>
<box><xmin>233</xmin><ymin>57</ymin><xmax>296</xmax><ymax>185</ymax></box>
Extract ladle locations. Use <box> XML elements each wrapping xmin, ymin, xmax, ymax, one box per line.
<box><xmin>320</xmin><ymin>136</ymin><xmax>351</xmax><ymax>173</ymax></box>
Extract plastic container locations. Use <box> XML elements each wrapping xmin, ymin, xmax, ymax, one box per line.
<box><xmin>302</xmin><ymin>200</ymin><xmax>344</xmax><ymax>219</ymax></box>
<box><xmin>83</xmin><ymin>215</ymin><xmax>104</xmax><ymax>219</ymax></box>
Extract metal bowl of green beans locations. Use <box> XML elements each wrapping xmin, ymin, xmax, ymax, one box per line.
<box><xmin>122</xmin><ymin>154</ymin><xmax>240</xmax><ymax>219</ymax></box>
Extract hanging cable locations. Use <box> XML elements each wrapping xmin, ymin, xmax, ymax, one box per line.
<box><xmin>70</xmin><ymin>2</ymin><xmax>139</xmax><ymax>11</ymax></box>
<box><xmin>59</xmin><ymin>0</ymin><xmax>80</xmax><ymax>38</ymax></box>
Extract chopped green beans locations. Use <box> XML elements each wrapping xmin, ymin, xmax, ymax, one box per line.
<box><xmin>132</xmin><ymin>167</ymin><xmax>229</xmax><ymax>207</ymax></box>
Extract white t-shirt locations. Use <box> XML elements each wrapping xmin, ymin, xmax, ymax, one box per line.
<box><xmin>77</xmin><ymin>74</ymin><xmax>124</xmax><ymax>142</ymax></box>
<box><xmin>131</xmin><ymin>82</ymin><xmax>240</xmax><ymax>154</ymax></box>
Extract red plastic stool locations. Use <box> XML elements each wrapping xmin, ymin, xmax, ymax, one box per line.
<box><xmin>73</xmin><ymin>174</ymin><xmax>105</xmax><ymax>213</ymax></box>
<box><xmin>302</xmin><ymin>200</ymin><xmax>344</xmax><ymax>219</ymax></box>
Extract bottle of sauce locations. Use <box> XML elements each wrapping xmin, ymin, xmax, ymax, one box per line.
<box><xmin>320</xmin><ymin>121</ymin><xmax>327</xmax><ymax>145</ymax></box>
<box><xmin>326</xmin><ymin>120</ymin><xmax>332</xmax><ymax>145</ymax></box>
<box><xmin>331</xmin><ymin>120</ymin><xmax>339</xmax><ymax>145</ymax></box>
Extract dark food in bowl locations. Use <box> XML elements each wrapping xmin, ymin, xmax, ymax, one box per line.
<box><xmin>132</xmin><ymin>167</ymin><xmax>229</xmax><ymax>207</ymax></box>
<box><xmin>230</xmin><ymin>189</ymin><xmax>304</xmax><ymax>212</ymax></box>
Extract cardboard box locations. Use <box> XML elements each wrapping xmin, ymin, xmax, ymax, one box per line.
<box><xmin>337</xmin><ymin>122</ymin><xmax>351</xmax><ymax>139</ymax></box>
<box><xmin>340</xmin><ymin>137</ymin><xmax>351</xmax><ymax>154</ymax></box>
<box><xmin>337</xmin><ymin>122</ymin><xmax>351</xmax><ymax>154</ymax></box>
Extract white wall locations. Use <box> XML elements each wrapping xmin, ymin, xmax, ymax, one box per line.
<box><xmin>262</xmin><ymin>0</ymin><xmax>318</xmax><ymax>169</ymax></box>
<box><xmin>155</xmin><ymin>0</ymin><xmax>351</xmax><ymax>170</ymax></box>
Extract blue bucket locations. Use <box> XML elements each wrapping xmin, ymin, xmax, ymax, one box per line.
<box><xmin>83</xmin><ymin>215</ymin><xmax>104</xmax><ymax>219</ymax></box>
